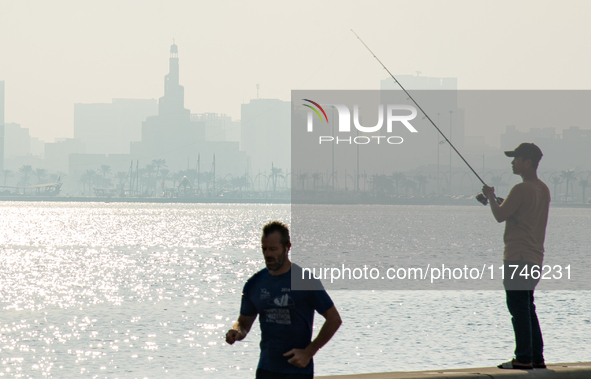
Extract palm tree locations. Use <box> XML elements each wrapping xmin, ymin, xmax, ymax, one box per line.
<box><xmin>578</xmin><ymin>179</ymin><xmax>590</xmax><ymax>203</ymax></box>
<box><xmin>549</xmin><ymin>175</ymin><xmax>562</xmax><ymax>200</ymax></box>
<box><xmin>99</xmin><ymin>164</ymin><xmax>111</xmax><ymax>179</ymax></box>
<box><xmin>217</xmin><ymin>177</ymin><xmax>230</xmax><ymax>193</ymax></box>
<box><xmin>359</xmin><ymin>172</ymin><xmax>368</xmax><ymax>191</ymax></box>
<box><xmin>98</xmin><ymin>165</ymin><xmax>111</xmax><ymax>187</ymax></box>
<box><xmin>560</xmin><ymin>170</ymin><xmax>576</xmax><ymax>202</ymax></box>
<box><xmin>391</xmin><ymin>172</ymin><xmax>405</xmax><ymax>196</ymax></box>
<box><xmin>297</xmin><ymin>173</ymin><xmax>308</xmax><ymax>191</ymax></box>
<box><xmin>18</xmin><ymin>165</ymin><xmax>33</xmax><ymax>187</ymax></box>
<box><xmin>186</xmin><ymin>168</ymin><xmax>197</xmax><ymax>186</ymax></box>
<box><xmin>50</xmin><ymin>171</ymin><xmax>65</xmax><ymax>185</ymax></box>
<box><xmin>237</xmin><ymin>174</ymin><xmax>250</xmax><ymax>192</ymax></box>
<box><xmin>405</xmin><ymin>179</ymin><xmax>418</xmax><ymax>196</ymax></box>
<box><xmin>371</xmin><ymin>174</ymin><xmax>393</xmax><ymax>194</ymax></box>
<box><xmin>312</xmin><ymin>173</ymin><xmax>322</xmax><ymax>191</ymax></box>
<box><xmin>144</xmin><ymin>163</ymin><xmax>156</xmax><ymax>193</ymax></box>
<box><xmin>201</xmin><ymin>171</ymin><xmax>213</xmax><ymax>195</ymax></box>
<box><xmin>3</xmin><ymin>169</ymin><xmax>13</xmax><ymax>186</ymax></box>
<box><xmin>81</xmin><ymin>169</ymin><xmax>96</xmax><ymax>195</ymax></box>
<box><xmin>415</xmin><ymin>174</ymin><xmax>428</xmax><ymax>196</ymax></box>
<box><xmin>160</xmin><ymin>169</ymin><xmax>170</xmax><ymax>186</ymax></box>
<box><xmin>269</xmin><ymin>164</ymin><xmax>284</xmax><ymax>194</ymax></box>
<box><xmin>152</xmin><ymin>159</ymin><xmax>167</xmax><ymax>179</ymax></box>
<box><xmin>34</xmin><ymin>168</ymin><xmax>47</xmax><ymax>184</ymax></box>
<box><xmin>230</xmin><ymin>176</ymin><xmax>241</xmax><ymax>192</ymax></box>
<box><xmin>116</xmin><ymin>171</ymin><xmax>128</xmax><ymax>189</ymax></box>
<box><xmin>172</xmin><ymin>171</ymin><xmax>184</xmax><ymax>190</ymax></box>
<box><xmin>78</xmin><ymin>176</ymin><xmax>87</xmax><ymax>195</ymax></box>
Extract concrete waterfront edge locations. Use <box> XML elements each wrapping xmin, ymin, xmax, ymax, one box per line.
<box><xmin>316</xmin><ymin>362</ymin><xmax>591</xmax><ymax>378</ymax></box>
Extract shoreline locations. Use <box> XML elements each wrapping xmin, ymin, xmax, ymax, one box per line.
<box><xmin>317</xmin><ymin>361</ymin><xmax>591</xmax><ymax>378</ymax></box>
<box><xmin>0</xmin><ymin>196</ymin><xmax>589</xmax><ymax>208</ymax></box>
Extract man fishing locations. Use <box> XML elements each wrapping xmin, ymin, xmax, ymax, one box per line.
<box><xmin>226</xmin><ymin>221</ymin><xmax>341</xmax><ymax>379</ymax></box>
<box><xmin>482</xmin><ymin>143</ymin><xmax>551</xmax><ymax>370</ymax></box>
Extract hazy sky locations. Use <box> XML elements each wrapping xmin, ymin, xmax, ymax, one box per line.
<box><xmin>1</xmin><ymin>0</ymin><xmax>590</xmax><ymax>143</ymax></box>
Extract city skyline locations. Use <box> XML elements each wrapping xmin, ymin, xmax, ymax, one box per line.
<box><xmin>1</xmin><ymin>0</ymin><xmax>591</xmax><ymax>144</ymax></box>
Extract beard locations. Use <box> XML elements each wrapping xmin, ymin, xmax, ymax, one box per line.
<box><xmin>265</xmin><ymin>250</ymin><xmax>287</xmax><ymax>271</ymax></box>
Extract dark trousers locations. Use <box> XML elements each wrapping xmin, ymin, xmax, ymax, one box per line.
<box><xmin>504</xmin><ymin>260</ymin><xmax>544</xmax><ymax>364</ymax></box>
<box><xmin>256</xmin><ymin>368</ymin><xmax>313</xmax><ymax>379</ymax></box>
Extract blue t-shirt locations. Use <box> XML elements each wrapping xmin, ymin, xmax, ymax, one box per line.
<box><xmin>240</xmin><ymin>264</ymin><xmax>334</xmax><ymax>375</ymax></box>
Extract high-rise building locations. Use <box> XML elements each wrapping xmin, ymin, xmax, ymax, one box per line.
<box><xmin>191</xmin><ymin>113</ymin><xmax>241</xmax><ymax>143</ymax></box>
<box><xmin>4</xmin><ymin>123</ymin><xmax>31</xmax><ymax>157</ymax></box>
<box><xmin>240</xmin><ymin>99</ymin><xmax>290</xmax><ymax>176</ymax></box>
<box><xmin>74</xmin><ymin>99</ymin><xmax>157</xmax><ymax>154</ymax></box>
<box><xmin>500</xmin><ymin>125</ymin><xmax>590</xmax><ymax>170</ymax></box>
<box><xmin>45</xmin><ymin>138</ymin><xmax>85</xmax><ymax>172</ymax></box>
<box><xmin>380</xmin><ymin>74</ymin><xmax>465</xmax><ymax>172</ymax></box>
<box><xmin>30</xmin><ymin>137</ymin><xmax>44</xmax><ymax>157</ymax></box>
<box><xmin>0</xmin><ymin>81</ymin><xmax>5</xmax><ymax>171</ymax></box>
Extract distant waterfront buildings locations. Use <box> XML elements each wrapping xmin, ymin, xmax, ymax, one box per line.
<box><xmin>380</xmin><ymin>73</ymin><xmax>465</xmax><ymax>173</ymax></box>
<box><xmin>3</xmin><ymin>44</ymin><xmax>289</xmax><ymax>194</ymax></box>
<box><xmin>501</xmin><ymin>125</ymin><xmax>591</xmax><ymax>170</ymax></box>
<box><xmin>46</xmin><ymin>138</ymin><xmax>85</xmax><ymax>173</ymax></box>
<box><xmin>2</xmin><ymin>123</ymin><xmax>46</xmax><ymax>174</ymax></box>
<box><xmin>240</xmin><ymin>98</ymin><xmax>290</xmax><ymax>176</ymax></box>
<box><xmin>130</xmin><ymin>43</ymin><xmax>246</xmax><ymax>176</ymax></box>
<box><xmin>30</xmin><ymin>137</ymin><xmax>44</xmax><ymax>157</ymax></box>
<box><xmin>0</xmin><ymin>80</ymin><xmax>5</xmax><ymax>171</ymax></box>
<box><xmin>131</xmin><ymin>43</ymin><xmax>204</xmax><ymax>166</ymax></box>
<box><xmin>191</xmin><ymin>113</ymin><xmax>240</xmax><ymax>143</ymax></box>
<box><xmin>5</xmin><ymin>122</ymin><xmax>31</xmax><ymax>157</ymax></box>
<box><xmin>74</xmin><ymin>99</ymin><xmax>157</xmax><ymax>154</ymax></box>
<box><xmin>67</xmin><ymin>152</ymin><xmax>132</xmax><ymax>191</ymax></box>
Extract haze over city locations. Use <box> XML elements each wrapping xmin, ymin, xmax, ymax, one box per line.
<box><xmin>2</xmin><ymin>0</ymin><xmax>591</xmax><ymax>144</ymax></box>
<box><xmin>1</xmin><ymin>0</ymin><xmax>590</xmax><ymax>201</ymax></box>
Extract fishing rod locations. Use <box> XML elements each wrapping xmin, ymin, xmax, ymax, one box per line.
<box><xmin>350</xmin><ymin>29</ymin><xmax>501</xmax><ymax>205</ymax></box>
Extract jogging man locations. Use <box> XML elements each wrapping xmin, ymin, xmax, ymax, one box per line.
<box><xmin>226</xmin><ymin>221</ymin><xmax>341</xmax><ymax>378</ymax></box>
<box><xmin>482</xmin><ymin>143</ymin><xmax>550</xmax><ymax>370</ymax></box>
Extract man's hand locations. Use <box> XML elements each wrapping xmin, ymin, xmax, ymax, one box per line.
<box><xmin>282</xmin><ymin>305</ymin><xmax>342</xmax><ymax>368</ymax></box>
<box><xmin>225</xmin><ymin>329</ymin><xmax>246</xmax><ymax>345</ymax></box>
<box><xmin>225</xmin><ymin>314</ymin><xmax>256</xmax><ymax>345</ymax></box>
<box><xmin>482</xmin><ymin>185</ymin><xmax>495</xmax><ymax>200</ymax></box>
<box><xmin>283</xmin><ymin>348</ymin><xmax>313</xmax><ymax>368</ymax></box>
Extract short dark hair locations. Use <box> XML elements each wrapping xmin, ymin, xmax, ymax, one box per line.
<box><xmin>262</xmin><ymin>221</ymin><xmax>290</xmax><ymax>247</ymax></box>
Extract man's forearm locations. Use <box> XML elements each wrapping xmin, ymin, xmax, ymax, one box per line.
<box><xmin>304</xmin><ymin>316</ymin><xmax>341</xmax><ymax>356</ymax></box>
<box><xmin>488</xmin><ymin>197</ymin><xmax>504</xmax><ymax>223</ymax></box>
<box><xmin>232</xmin><ymin>314</ymin><xmax>255</xmax><ymax>337</ymax></box>
<box><xmin>232</xmin><ymin>321</ymin><xmax>249</xmax><ymax>336</ymax></box>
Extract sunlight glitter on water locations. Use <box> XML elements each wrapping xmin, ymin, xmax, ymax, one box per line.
<box><xmin>0</xmin><ymin>202</ymin><xmax>589</xmax><ymax>378</ymax></box>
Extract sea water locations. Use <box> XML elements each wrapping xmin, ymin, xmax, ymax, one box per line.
<box><xmin>0</xmin><ymin>202</ymin><xmax>589</xmax><ymax>378</ymax></box>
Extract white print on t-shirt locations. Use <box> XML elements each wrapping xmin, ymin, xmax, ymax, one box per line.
<box><xmin>264</xmin><ymin>308</ymin><xmax>291</xmax><ymax>325</ymax></box>
<box><xmin>260</xmin><ymin>288</ymin><xmax>270</xmax><ymax>300</ymax></box>
<box><xmin>274</xmin><ymin>294</ymin><xmax>290</xmax><ymax>307</ymax></box>
<box><xmin>263</xmin><ymin>294</ymin><xmax>295</xmax><ymax>325</ymax></box>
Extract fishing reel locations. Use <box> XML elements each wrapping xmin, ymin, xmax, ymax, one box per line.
<box><xmin>476</xmin><ymin>193</ymin><xmax>504</xmax><ymax>206</ymax></box>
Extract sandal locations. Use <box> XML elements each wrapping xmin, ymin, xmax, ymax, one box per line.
<box><xmin>497</xmin><ymin>359</ymin><xmax>533</xmax><ymax>369</ymax></box>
